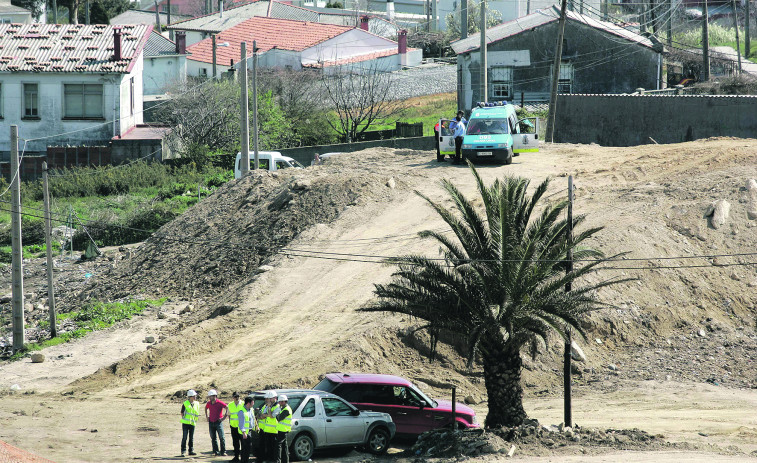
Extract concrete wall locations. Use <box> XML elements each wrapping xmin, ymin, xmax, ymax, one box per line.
<box><xmin>458</xmin><ymin>20</ymin><xmax>660</xmax><ymax>107</ymax></box>
<box><xmin>554</xmin><ymin>94</ymin><xmax>757</xmax><ymax>146</ymax></box>
<box><xmin>277</xmin><ymin>136</ymin><xmax>435</xmax><ymax>166</ymax></box>
<box><xmin>143</xmin><ymin>54</ymin><xmax>187</xmax><ymax>95</ymax></box>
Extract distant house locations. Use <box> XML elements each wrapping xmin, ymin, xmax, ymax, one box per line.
<box><xmin>168</xmin><ymin>0</ymin><xmax>400</xmax><ymax>46</ymax></box>
<box><xmin>451</xmin><ymin>6</ymin><xmax>663</xmax><ymax>106</ymax></box>
<box><xmin>143</xmin><ymin>30</ymin><xmax>188</xmax><ymax>95</ymax></box>
<box><xmin>110</xmin><ymin>9</ymin><xmax>192</xmax><ymax>30</ymax></box>
<box><xmin>0</xmin><ymin>0</ymin><xmax>32</xmax><ymax>23</ymax></box>
<box><xmin>0</xmin><ymin>24</ymin><xmax>152</xmax><ymax>157</ymax></box>
<box><xmin>184</xmin><ymin>16</ymin><xmax>420</xmax><ymax>76</ymax></box>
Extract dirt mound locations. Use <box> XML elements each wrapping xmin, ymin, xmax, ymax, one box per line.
<box><xmin>0</xmin><ymin>440</ymin><xmax>56</xmax><ymax>463</ymax></box>
<box><xmin>83</xmin><ymin>149</ymin><xmax>410</xmax><ymax>301</ymax></box>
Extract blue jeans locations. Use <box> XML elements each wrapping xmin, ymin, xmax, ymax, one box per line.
<box><xmin>208</xmin><ymin>421</ymin><xmax>226</xmax><ymax>455</ymax></box>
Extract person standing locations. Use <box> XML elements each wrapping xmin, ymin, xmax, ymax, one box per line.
<box><xmin>205</xmin><ymin>389</ymin><xmax>229</xmax><ymax>456</ymax></box>
<box><xmin>237</xmin><ymin>396</ymin><xmax>256</xmax><ymax>463</ymax></box>
<box><xmin>259</xmin><ymin>390</ymin><xmax>280</xmax><ymax>462</ymax></box>
<box><xmin>275</xmin><ymin>395</ymin><xmax>293</xmax><ymax>463</ymax></box>
<box><xmin>449</xmin><ymin>111</ymin><xmax>467</xmax><ymax>165</ymax></box>
<box><xmin>434</xmin><ymin>120</ymin><xmax>442</xmax><ymax>162</ymax></box>
<box><xmin>180</xmin><ymin>389</ymin><xmax>200</xmax><ymax>457</ymax></box>
<box><xmin>228</xmin><ymin>392</ymin><xmax>244</xmax><ymax>462</ymax></box>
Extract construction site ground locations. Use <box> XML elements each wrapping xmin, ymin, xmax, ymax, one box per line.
<box><xmin>1</xmin><ymin>139</ymin><xmax>756</xmax><ymax>462</ymax></box>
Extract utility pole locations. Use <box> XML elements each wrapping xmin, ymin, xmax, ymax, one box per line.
<box><xmin>703</xmin><ymin>0</ymin><xmax>710</xmax><ymax>81</ymax></box>
<box><xmin>546</xmin><ymin>0</ymin><xmax>568</xmax><ymax>143</ymax></box>
<box><xmin>426</xmin><ymin>0</ymin><xmax>431</xmax><ymax>32</ymax></box>
<box><xmin>732</xmin><ymin>0</ymin><xmax>743</xmax><ymax>73</ymax></box>
<box><xmin>563</xmin><ymin>175</ymin><xmax>574</xmax><ymax>429</ymax></box>
<box><xmin>461</xmin><ymin>0</ymin><xmax>468</xmax><ymax>39</ymax></box>
<box><xmin>480</xmin><ymin>0</ymin><xmax>487</xmax><ymax>102</ymax></box>
<box><xmin>252</xmin><ymin>40</ymin><xmax>259</xmax><ymax>171</ymax></box>
<box><xmin>42</xmin><ymin>162</ymin><xmax>56</xmax><ymax>339</ymax></box>
<box><xmin>168</xmin><ymin>0</ymin><xmax>173</xmax><ymax>40</ymax></box>
<box><xmin>10</xmin><ymin>126</ymin><xmax>25</xmax><ymax>353</ymax></box>
<box><xmin>212</xmin><ymin>35</ymin><xmax>218</xmax><ymax>78</ymax></box>
<box><xmin>52</xmin><ymin>0</ymin><xmax>57</xmax><ymax>23</ymax></box>
<box><xmin>432</xmin><ymin>0</ymin><xmax>438</xmax><ymax>31</ymax></box>
<box><xmin>747</xmin><ymin>0</ymin><xmax>751</xmax><ymax>59</ymax></box>
<box><xmin>240</xmin><ymin>42</ymin><xmax>250</xmax><ymax>176</ymax></box>
<box><xmin>85</xmin><ymin>0</ymin><xmax>90</xmax><ymax>24</ymax></box>
<box><xmin>667</xmin><ymin>0</ymin><xmax>672</xmax><ymax>48</ymax></box>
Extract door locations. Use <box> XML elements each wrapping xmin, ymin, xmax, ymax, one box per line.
<box><xmin>438</xmin><ymin>119</ymin><xmax>456</xmax><ymax>156</ymax></box>
<box><xmin>512</xmin><ymin>117</ymin><xmax>540</xmax><ymax>154</ymax></box>
<box><xmin>320</xmin><ymin>397</ymin><xmax>366</xmax><ymax>445</ymax></box>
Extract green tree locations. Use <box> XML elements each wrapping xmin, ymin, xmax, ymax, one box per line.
<box><xmin>445</xmin><ymin>0</ymin><xmax>502</xmax><ymax>42</ymax></box>
<box><xmin>362</xmin><ymin>166</ymin><xmax>627</xmax><ymax>428</ymax></box>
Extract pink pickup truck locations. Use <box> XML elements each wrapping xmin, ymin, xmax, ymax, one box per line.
<box><xmin>314</xmin><ymin>372</ymin><xmax>479</xmax><ymax>436</ymax></box>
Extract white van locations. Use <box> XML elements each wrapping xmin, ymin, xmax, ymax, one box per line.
<box><xmin>234</xmin><ymin>151</ymin><xmax>305</xmax><ymax>179</ymax></box>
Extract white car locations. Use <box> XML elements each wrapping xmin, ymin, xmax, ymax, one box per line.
<box><xmin>234</xmin><ymin>151</ymin><xmax>304</xmax><ymax>179</ymax></box>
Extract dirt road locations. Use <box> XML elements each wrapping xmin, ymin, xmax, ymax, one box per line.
<box><xmin>1</xmin><ymin>139</ymin><xmax>756</xmax><ymax>462</ymax></box>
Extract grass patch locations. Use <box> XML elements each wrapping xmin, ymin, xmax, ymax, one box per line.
<box><xmin>368</xmin><ymin>93</ymin><xmax>458</xmax><ymax>136</ymax></box>
<box><xmin>9</xmin><ymin>298</ymin><xmax>166</xmax><ymax>361</ymax></box>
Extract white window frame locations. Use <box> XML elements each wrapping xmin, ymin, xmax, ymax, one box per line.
<box><xmin>63</xmin><ymin>83</ymin><xmax>104</xmax><ymax>120</ymax></box>
<box><xmin>490</xmin><ymin>66</ymin><xmax>513</xmax><ymax>100</ymax></box>
<box><xmin>22</xmin><ymin>82</ymin><xmax>39</xmax><ymax>119</ymax></box>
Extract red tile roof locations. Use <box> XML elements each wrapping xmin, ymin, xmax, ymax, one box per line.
<box><xmin>186</xmin><ymin>16</ymin><xmax>352</xmax><ymax>65</ymax></box>
<box><xmin>0</xmin><ymin>23</ymin><xmax>152</xmax><ymax>73</ymax></box>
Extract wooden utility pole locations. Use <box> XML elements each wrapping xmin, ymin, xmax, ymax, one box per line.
<box><xmin>42</xmin><ymin>162</ymin><xmax>56</xmax><ymax>339</ymax></box>
<box><xmin>212</xmin><ymin>35</ymin><xmax>218</xmax><ymax>78</ymax></box>
<box><xmin>85</xmin><ymin>0</ymin><xmax>90</xmax><ymax>24</ymax></box>
<box><xmin>667</xmin><ymin>0</ymin><xmax>672</xmax><ymax>48</ymax></box>
<box><xmin>747</xmin><ymin>0</ymin><xmax>751</xmax><ymax>59</ymax></box>
<box><xmin>252</xmin><ymin>40</ymin><xmax>259</xmax><ymax>171</ymax></box>
<box><xmin>480</xmin><ymin>0</ymin><xmax>487</xmax><ymax>102</ymax></box>
<box><xmin>564</xmin><ymin>175</ymin><xmax>574</xmax><ymax>428</ymax></box>
<box><xmin>703</xmin><ymin>0</ymin><xmax>710</xmax><ymax>81</ymax></box>
<box><xmin>546</xmin><ymin>0</ymin><xmax>568</xmax><ymax>143</ymax></box>
<box><xmin>732</xmin><ymin>0</ymin><xmax>743</xmax><ymax>73</ymax></box>
<box><xmin>461</xmin><ymin>0</ymin><xmax>468</xmax><ymax>39</ymax></box>
<box><xmin>10</xmin><ymin>126</ymin><xmax>25</xmax><ymax>353</ymax></box>
<box><xmin>240</xmin><ymin>42</ymin><xmax>250</xmax><ymax>176</ymax></box>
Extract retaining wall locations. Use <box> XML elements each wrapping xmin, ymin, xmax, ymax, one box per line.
<box><xmin>554</xmin><ymin>94</ymin><xmax>757</xmax><ymax>146</ymax></box>
<box><xmin>277</xmin><ymin>136</ymin><xmax>435</xmax><ymax>166</ymax></box>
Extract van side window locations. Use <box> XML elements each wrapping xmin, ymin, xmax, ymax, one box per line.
<box><xmin>259</xmin><ymin>159</ymin><xmax>270</xmax><ymax>170</ymax></box>
<box><xmin>276</xmin><ymin>161</ymin><xmax>290</xmax><ymax>169</ymax></box>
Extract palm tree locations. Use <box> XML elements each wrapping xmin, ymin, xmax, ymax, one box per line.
<box><xmin>361</xmin><ymin>165</ymin><xmax>627</xmax><ymax>428</ymax></box>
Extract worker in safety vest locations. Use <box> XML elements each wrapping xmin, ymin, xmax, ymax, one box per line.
<box><xmin>228</xmin><ymin>392</ymin><xmax>244</xmax><ymax>462</ymax></box>
<box><xmin>180</xmin><ymin>389</ymin><xmax>200</xmax><ymax>457</ymax></box>
<box><xmin>275</xmin><ymin>395</ymin><xmax>293</xmax><ymax>463</ymax></box>
<box><xmin>237</xmin><ymin>396</ymin><xmax>256</xmax><ymax>463</ymax></box>
<box><xmin>258</xmin><ymin>390</ymin><xmax>280</xmax><ymax>462</ymax></box>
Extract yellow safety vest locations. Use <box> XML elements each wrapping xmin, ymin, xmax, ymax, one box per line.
<box><xmin>261</xmin><ymin>404</ymin><xmax>280</xmax><ymax>434</ymax></box>
<box><xmin>181</xmin><ymin>400</ymin><xmax>200</xmax><ymax>426</ymax></box>
<box><xmin>276</xmin><ymin>405</ymin><xmax>293</xmax><ymax>433</ymax></box>
<box><xmin>229</xmin><ymin>401</ymin><xmax>243</xmax><ymax>428</ymax></box>
<box><xmin>238</xmin><ymin>408</ymin><xmax>254</xmax><ymax>435</ymax></box>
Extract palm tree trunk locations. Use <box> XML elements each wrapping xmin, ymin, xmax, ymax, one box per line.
<box><xmin>481</xmin><ymin>337</ymin><xmax>527</xmax><ymax>428</ymax></box>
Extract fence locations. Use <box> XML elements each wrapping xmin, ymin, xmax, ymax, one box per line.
<box><xmin>357</xmin><ymin>121</ymin><xmax>424</xmax><ymax>141</ymax></box>
<box><xmin>0</xmin><ymin>146</ymin><xmax>112</xmax><ymax>181</ymax></box>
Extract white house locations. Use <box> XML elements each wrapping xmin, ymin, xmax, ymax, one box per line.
<box><xmin>185</xmin><ymin>16</ymin><xmax>420</xmax><ymax>77</ymax></box>
<box><xmin>0</xmin><ymin>23</ymin><xmax>152</xmax><ymax>156</ymax></box>
<box><xmin>0</xmin><ymin>0</ymin><xmax>32</xmax><ymax>23</ymax></box>
<box><xmin>143</xmin><ymin>30</ymin><xmax>188</xmax><ymax>95</ymax></box>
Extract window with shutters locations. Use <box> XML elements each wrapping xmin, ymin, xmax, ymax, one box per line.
<box><xmin>490</xmin><ymin>66</ymin><xmax>512</xmax><ymax>100</ymax></box>
<box><xmin>64</xmin><ymin>84</ymin><xmax>104</xmax><ymax>119</ymax></box>
<box><xmin>557</xmin><ymin>63</ymin><xmax>573</xmax><ymax>94</ymax></box>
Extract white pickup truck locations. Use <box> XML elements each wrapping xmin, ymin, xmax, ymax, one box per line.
<box><xmin>234</xmin><ymin>151</ymin><xmax>305</xmax><ymax>179</ymax></box>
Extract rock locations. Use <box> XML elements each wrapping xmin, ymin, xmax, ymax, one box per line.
<box><xmin>464</xmin><ymin>395</ymin><xmax>476</xmax><ymax>405</ymax></box>
<box><xmin>292</xmin><ymin>179</ymin><xmax>311</xmax><ymax>190</ymax></box>
<box><xmin>24</xmin><ymin>302</ymin><xmax>33</xmax><ymax>313</ymax></box>
<box><xmin>746</xmin><ymin>179</ymin><xmax>757</xmax><ymax>220</ymax></box>
<box><xmin>157</xmin><ymin>311</ymin><xmax>167</xmax><ymax>319</ymax></box>
<box><xmin>706</xmin><ymin>199</ymin><xmax>730</xmax><ymax>229</ymax></box>
<box><xmin>30</xmin><ymin>353</ymin><xmax>45</xmax><ymax>363</ymax></box>
<box><xmin>10</xmin><ymin>384</ymin><xmax>20</xmax><ymax>392</ymax></box>
<box><xmin>24</xmin><ymin>293</ymin><xmax>35</xmax><ymax>301</ymax></box>
<box><xmin>595</xmin><ymin>338</ymin><xmax>603</xmax><ymax>345</ymax></box>
<box><xmin>570</xmin><ymin>340</ymin><xmax>586</xmax><ymax>362</ymax></box>
<box><xmin>698</xmin><ymin>329</ymin><xmax>706</xmax><ymax>337</ymax></box>
<box><xmin>564</xmin><ymin>427</ymin><xmax>574</xmax><ymax>438</ymax></box>
<box><xmin>0</xmin><ymin>294</ymin><xmax>11</xmax><ymax>303</ymax></box>
<box><xmin>257</xmin><ymin>265</ymin><xmax>275</xmax><ymax>273</ymax></box>
<box><xmin>144</xmin><ymin>336</ymin><xmax>156</xmax><ymax>343</ymax></box>
<box><xmin>506</xmin><ymin>444</ymin><xmax>516</xmax><ymax>457</ymax></box>
<box><xmin>179</xmin><ymin>304</ymin><xmax>191</xmax><ymax>314</ymax></box>
<box><xmin>386</xmin><ymin>177</ymin><xmax>396</xmax><ymax>189</ymax></box>
<box><xmin>749</xmin><ymin>280</ymin><xmax>757</xmax><ymax>288</ymax></box>
<box><xmin>35</xmin><ymin>303</ymin><xmax>44</xmax><ymax>311</ymax></box>
<box><xmin>608</xmin><ymin>363</ymin><xmax>617</xmax><ymax>371</ymax></box>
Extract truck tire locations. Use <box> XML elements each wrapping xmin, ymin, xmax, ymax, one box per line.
<box><xmin>505</xmin><ymin>150</ymin><xmax>513</xmax><ymax>165</ymax></box>
<box><xmin>291</xmin><ymin>433</ymin><xmax>314</xmax><ymax>461</ymax></box>
<box><xmin>365</xmin><ymin>427</ymin><xmax>390</xmax><ymax>455</ymax></box>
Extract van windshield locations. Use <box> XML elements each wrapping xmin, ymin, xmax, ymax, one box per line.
<box><xmin>467</xmin><ymin>118</ymin><xmax>509</xmax><ymax>135</ymax></box>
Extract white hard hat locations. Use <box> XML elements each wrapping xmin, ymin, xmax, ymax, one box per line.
<box><xmin>187</xmin><ymin>389</ymin><xmax>197</xmax><ymax>397</ymax></box>
<box><xmin>278</xmin><ymin>394</ymin><xmax>288</xmax><ymax>402</ymax></box>
<box><xmin>208</xmin><ymin>389</ymin><xmax>218</xmax><ymax>396</ymax></box>
<box><xmin>264</xmin><ymin>390</ymin><xmax>277</xmax><ymax>399</ymax></box>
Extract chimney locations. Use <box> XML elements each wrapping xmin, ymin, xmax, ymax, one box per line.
<box><xmin>219</xmin><ymin>0</ymin><xmax>223</xmax><ymax>17</ymax></box>
<box><xmin>175</xmin><ymin>31</ymin><xmax>186</xmax><ymax>54</ymax></box>
<box><xmin>113</xmin><ymin>26</ymin><xmax>123</xmax><ymax>61</ymax></box>
<box><xmin>386</xmin><ymin>0</ymin><xmax>395</xmax><ymax>21</ymax></box>
<box><xmin>360</xmin><ymin>15</ymin><xmax>369</xmax><ymax>30</ymax></box>
<box><xmin>398</xmin><ymin>29</ymin><xmax>407</xmax><ymax>67</ymax></box>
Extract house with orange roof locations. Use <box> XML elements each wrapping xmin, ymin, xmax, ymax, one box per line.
<box><xmin>0</xmin><ymin>23</ymin><xmax>153</xmax><ymax>157</ymax></box>
<box><xmin>185</xmin><ymin>16</ymin><xmax>419</xmax><ymax>77</ymax></box>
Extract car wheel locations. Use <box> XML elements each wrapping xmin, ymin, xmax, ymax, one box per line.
<box><xmin>505</xmin><ymin>150</ymin><xmax>513</xmax><ymax>165</ymax></box>
<box><xmin>365</xmin><ymin>427</ymin><xmax>390</xmax><ymax>455</ymax></box>
<box><xmin>291</xmin><ymin>433</ymin><xmax>314</xmax><ymax>461</ymax></box>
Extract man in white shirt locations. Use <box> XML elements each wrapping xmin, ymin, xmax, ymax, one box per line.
<box><xmin>449</xmin><ymin>111</ymin><xmax>467</xmax><ymax>165</ymax></box>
